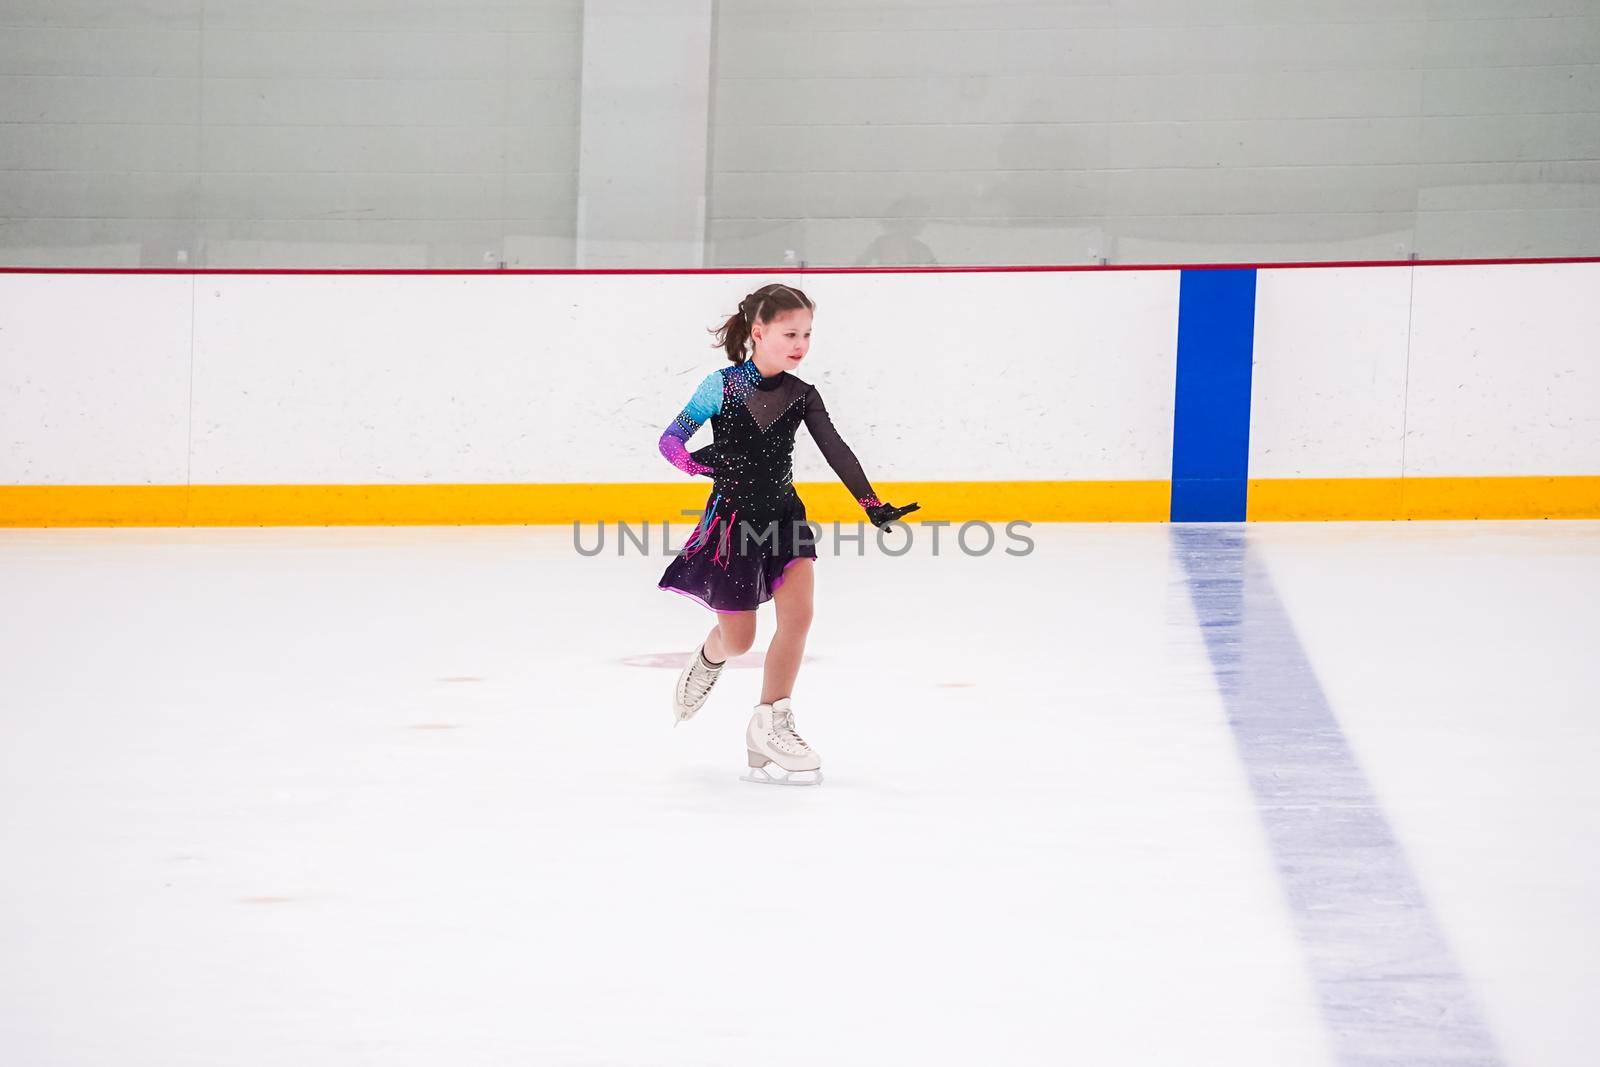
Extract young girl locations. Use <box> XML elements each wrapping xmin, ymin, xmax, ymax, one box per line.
<box><xmin>657</xmin><ymin>283</ymin><xmax>919</xmax><ymax>785</ymax></box>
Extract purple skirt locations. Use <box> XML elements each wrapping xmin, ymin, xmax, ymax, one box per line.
<box><xmin>658</xmin><ymin>487</ymin><xmax>818</xmax><ymax>613</ymax></box>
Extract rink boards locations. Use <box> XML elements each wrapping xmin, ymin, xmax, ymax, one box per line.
<box><xmin>0</xmin><ymin>260</ymin><xmax>1597</xmax><ymax>525</ymax></box>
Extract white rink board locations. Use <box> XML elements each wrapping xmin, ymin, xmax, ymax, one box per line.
<box><xmin>0</xmin><ymin>274</ymin><xmax>194</xmax><ymax>485</ymax></box>
<box><xmin>1403</xmin><ymin>262</ymin><xmax>1600</xmax><ymax>478</ymax></box>
<box><xmin>5</xmin><ymin>270</ymin><xmax>1182</xmax><ymax>486</ymax></box>
<box><xmin>1249</xmin><ymin>267</ymin><xmax>1412</xmax><ymax>479</ymax></box>
<box><xmin>4</xmin><ymin>262</ymin><xmax>1599</xmax><ymax>489</ymax></box>
<box><xmin>782</xmin><ymin>269</ymin><xmax>1181</xmax><ymax>482</ymax></box>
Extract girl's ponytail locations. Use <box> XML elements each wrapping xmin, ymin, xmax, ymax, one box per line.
<box><xmin>708</xmin><ymin>283</ymin><xmax>815</xmax><ymax>364</ymax></box>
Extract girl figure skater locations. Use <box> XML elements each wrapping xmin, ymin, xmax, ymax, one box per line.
<box><xmin>657</xmin><ymin>283</ymin><xmax>919</xmax><ymax>785</ymax></box>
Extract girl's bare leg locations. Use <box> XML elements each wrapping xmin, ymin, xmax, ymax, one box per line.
<box><xmin>704</xmin><ymin>610</ymin><xmax>756</xmax><ymax>664</ymax></box>
<box><xmin>761</xmin><ymin>558</ymin><xmax>814</xmax><ymax>703</ymax></box>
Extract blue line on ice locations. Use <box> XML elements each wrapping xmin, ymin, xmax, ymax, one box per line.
<box><xmin>1173</xmin><ymin>525</ymin><xmax>1502</xmax><ymax>1066</ymax></box>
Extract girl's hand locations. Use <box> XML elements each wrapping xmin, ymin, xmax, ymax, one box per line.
<box><xmin>689</xmin><ymin>443</ymin><xmax>720</xmax><ymax>479</ymax></box>
<box><xmin>865</xmin><ymin>501</ymin><xmax>920</xmax><ymax>528</ymax></box>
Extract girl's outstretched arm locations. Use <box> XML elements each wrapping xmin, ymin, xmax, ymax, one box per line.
<box><xmin>658</xmin><ymin>370</ymin><xmax>723</xmax><ymax>477</ymax></box>
<box><xmin>801</xmin><ymin>384</ymin><xmax>882</xmax><ymax>509</ymax></box>
<box><xmin>803</xmin><ymin>384</ymin><xmax>921</xmax><ymax>527</ymax></box>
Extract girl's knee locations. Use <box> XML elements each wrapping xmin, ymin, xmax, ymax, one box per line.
<box><xmin>717</xmin><ymin>614</ymin><xmax>757</xmax><ymax>655</ymax></box>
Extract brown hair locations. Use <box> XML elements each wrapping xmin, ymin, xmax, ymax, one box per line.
<box><xmin>709</xmin><ymin>283</ymin><xmax>815</xmax><ymax>364</ymax></box>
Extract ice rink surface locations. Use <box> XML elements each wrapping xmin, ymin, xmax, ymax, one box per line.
<box><xmin>1</xmin><ymin>519</ymin><xmax>1596</xmax><ymax>1067</ymax></box>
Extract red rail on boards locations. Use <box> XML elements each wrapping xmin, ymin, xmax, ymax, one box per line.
<box><xmin>1</xmin><ymin>256</ymin><xmax>1599</xmax><ymax>276</ymax></box>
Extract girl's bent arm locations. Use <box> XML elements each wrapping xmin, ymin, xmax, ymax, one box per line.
<box><xmin>659</xmin><ymin>370</ymin><xmax>724</xmax><ymax>477</ymax></box>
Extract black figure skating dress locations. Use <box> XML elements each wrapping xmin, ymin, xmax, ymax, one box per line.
<box><xmin>658</xmin><ymin>357</ymin><xmax>884</xmax><ymax>612</ymax></box>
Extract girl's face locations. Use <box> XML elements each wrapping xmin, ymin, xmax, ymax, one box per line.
<box><xmin>752</xmin><ymin>308</ymin><xmax>812</xmax><ymax>369</ymax></box>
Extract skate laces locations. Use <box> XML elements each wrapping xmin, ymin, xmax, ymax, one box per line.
<box><xmin>773</xmin><ymin>708</ymin><xmax>811</xmax><ymax>752</ymax></box>
<box><xmin>682</xmin><ymin>655</ymin><xmax>721</xmax><ymax>703</ymax></box>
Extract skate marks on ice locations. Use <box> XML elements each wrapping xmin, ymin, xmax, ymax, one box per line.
<box><xmin>237</xmin><ymin>895</ymin><xmax>307</xmax><ymax>906</ymax></box>
<box><xmin>1172</xmin><ymin>526</ymin><xmax>1503</xmax><ymax>1066</ymax></box>
<box><xmin>401</xmin><ymin>676</ymin><xmax>481</xmax><ymax>729</ymax></box>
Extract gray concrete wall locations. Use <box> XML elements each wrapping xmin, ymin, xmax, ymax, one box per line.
<box><xmin>710</xmin><ymin>0</ymin><xmax>1600</xmax><ymax>266</ymax></box>
<box><xmin>0</xmin><ymin>1</ymin><xmax>583</xmax><ymax>267</ymax></box>
<box><xmin>2</xmin><ymin>0</ymin><xmax>1595</xmax><ymax>268</ymax></box>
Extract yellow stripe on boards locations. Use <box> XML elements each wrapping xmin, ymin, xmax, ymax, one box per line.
<box><xmin>0</xmin><ymin>485</ymin><xmax>192</xmax><ymax>527</ymax></box>
<box><xmin>1247</xmin><ymin>479</ymin><xmax>1405</xmax><ymax>521</ymax></box>
<box><xmin>816</xmin><ymin>481</ymin><xmax>1171</xmax><ymax>523</ymax></box>
<box><xmin>0</xmin><ymin>480</ymin><xmax>1169</xmax><ymax>527</ymax></box>
<box><xmin>3</xmin><ymin>476</ymin><xmax>1595</xmax><ymax>527</ymax></box>
<box><xmin>1248</xmin><ymin>476</ymin><xmax>1600</xmax><ymax>520</ymax></box>
<box><xmin>1395</xmin><ymin>476</ymin><xmax>1600</xmax><ymax>520</ymax></box>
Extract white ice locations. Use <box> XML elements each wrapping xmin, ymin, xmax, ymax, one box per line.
<box><xmin>1</xmin><ymin>520</ymin><xmax>1596</xmax><ymax>1066</ymax></box>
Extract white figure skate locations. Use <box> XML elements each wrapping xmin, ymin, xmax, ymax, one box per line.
<box><xmin>741</xmin><ymin>697</ymin><xmax>823</xmax><ymax>786</ymax></box>
<box><xmin>672</xmin><ymin>641</ymin><xmax>726</xmax><ymax>725</ymax></box>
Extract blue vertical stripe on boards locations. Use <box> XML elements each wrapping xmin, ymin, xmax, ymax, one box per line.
<box><xmin>1170</xmin><ymin>269</ymin><xmax>1258</xmax><ymax>522</ymax></box>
